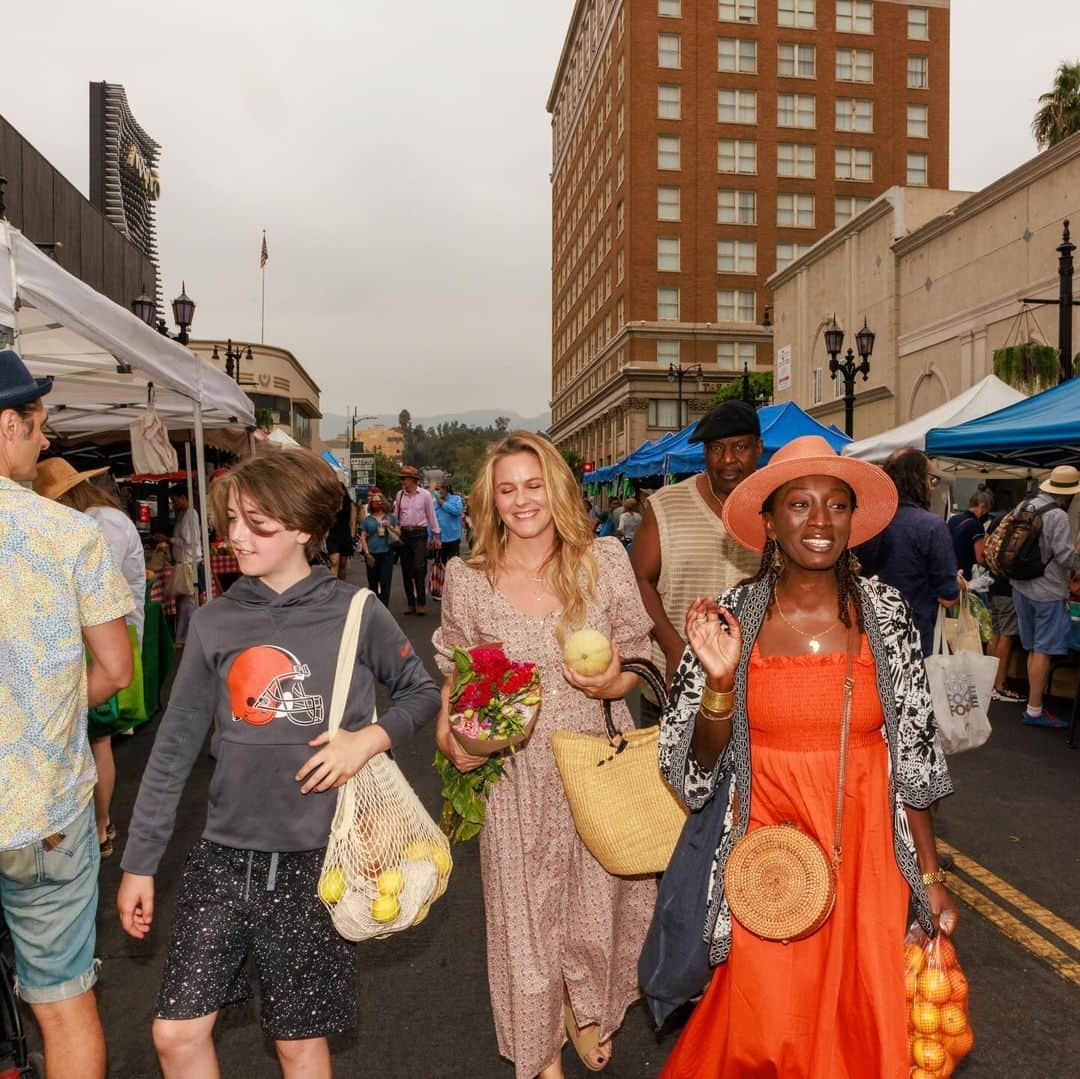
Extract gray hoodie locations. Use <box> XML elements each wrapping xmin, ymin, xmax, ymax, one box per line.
<box><xmin>122</xmin><ymin>568</ymin><xmax>440</xmax><ymax>876</ymax></box>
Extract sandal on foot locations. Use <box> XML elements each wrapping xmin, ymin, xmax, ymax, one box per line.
<box><xmin>99</xmin><ymin>838</ymin><xmax>114</xmax><ymax>858</ymax></box>
<box><xmin>105</xmin><ymin>822</ymin><xmax>117</xmax><ymax>841</ymax></box>
<box><xmin>563</xmin><ymin>1001</ymin><xmax>611</xmax><ymax>1072</ymax></box>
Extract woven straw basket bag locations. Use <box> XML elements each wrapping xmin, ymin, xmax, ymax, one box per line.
<box><xmin>552</xmin><ymin>658</ymin><xmax>688</xmax><ymax>876</ymax></box>
<box><xmin>723</xmin><ymin>635</ymin><xmax>856</xmax><ymax>943</ymax></box>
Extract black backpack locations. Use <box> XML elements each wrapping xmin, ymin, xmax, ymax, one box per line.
<box><xmin>983</xmin><ymin>499</ymin><xmax>1054</xmax><ymax>581</ymax></box>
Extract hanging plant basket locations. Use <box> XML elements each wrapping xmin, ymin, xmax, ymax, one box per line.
<box><xmin>992</xmin><ymin>342</ymin><xmax>1060</xmax><ymax>394</ymax></box>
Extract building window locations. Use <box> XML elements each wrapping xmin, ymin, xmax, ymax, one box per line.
<box><xmin>658</xmin><ymin>185</ymin><xmax>681</xmax><ymax>221</ymax></box>
<box><xmin>659</xmin><ymin>33</ymin><xmax>681</xmax><ymax>68</ymax></box>
<box><xmin>777</xmin><ymin>141</ymin><xmax>815</xmax><ymax>178</ymax></box>
<box><xmin>648</xmin><ymin>396</ymin><xmax>687</xmax><ymax>428</ymax></box>
<box><xmin>658</xmin><ymin>83</ymin><xmax>682</xmax><ymax>119</ymax></box>
<box><xmin>658</xmin><ymin>236</ymin><xmax>681</xmax><ymax>271</ymax></box>
<box><xmin>778</xmin><ymin>0</ymin><xmax>815</xmax><ymax>28</ymax></box>
<box><xmin>618</xmin><ymin>55</ymin><xmax>624</xmax><ymax>88</ymax></box>
<box><xmin>836</xmin><ymin>47</ymin><xmax>873</xmax><ymax>82</ymax></box>
<box><xmin>908</xmin><ymin>55</ymin><xmax>928</xmax><ymax>89</ymax></box>
<box><xmin>835</xmin><ymin>195</ymin><xmax>873</xmax><ymax>225</ymax></box>
<box><xmin>778</xmin><ymin>92</ymin><xmax>815</xmax><ymax>128</ymax></box>
<box><xmin>836</xmin><ymin>97</ymin><xmax>873</xmax><ymax>132</ymax></box>
<box><xmin>811</xmin><ymin>368</ymin><xmax>822</xmax><ymax>404</ymax></box>
<box><xmin>718</xmin><ymin>138</ymin><xmax>757</xmax><ymax>173</ymax></box>
<box><xmin>907</xmin><ymin>103</ymin><xmax>929</xmax><ymax>138</ymax></box>
<box><xmin>618</xmin><ymin>152</ymin><xmax>625</xmax><ymax>185</ymax></box>
<box><xmin>718</xmin><ymin>38</ymin><xmax>758</xmax><ymax>73</ymax></box>
<box><xmin>908</xmin><ymin>6</ymin><xmax>928</xmax><ymax>39</ymax></box>
<box><xmin>616</xmin><ymin>200</ymin><xmax>625</xmax><ymax>234</ymax></box>
<box><xmin>907</xmin><ymin>152</ymin><xmax>928</xmax><ymax>185</ymax></box>
<box><xmin>658</xmin><ymin>135</ymin><xmax>681</xmax><ymax>169</ymax></box>
<box><xmin>836</xmin><ymin>1</ymin><xmax>873</xmax><ymax>33</ymax></box>
<box><xmin>659</xmin><ymin>0</ymin><xmax>682</xmax><ymax>15</ymax></box>
<box><xmin>657</xmin><ymin>287</ymin><xmax>681</xmax><ymax>319</ymax></box>
<box><xmin>717</xmin><ymin>289</ymin><xmax>756</xmax><ymax>321</ymax></box>
<box><xmin>616</xmin><ymin>249</ymin><xmax>624</xmax><ymax>283</ymax></box>
<box><xmin>717</xmin><ymin>341</ymin><xmax>756</xmax><ymax>371</ymax></box>
<box><xmin>777</xmin><ymin>192</ymin><xmax>815</xmax><ymax>227</ymax></box>
<box><xmin>776</xmin><ymin>242</ymin><xmax>812</xmax><ymax>270</ymax></box>
<box><xmin>777</xmin><ymin>42</ymin><xmax>816</xmax><ymax>78</ymax></box>
<box><xmin>717</xmin><ymin>239</ymin><xmax>757</xmax><ymax>273</ymax></box>
<box><xmin>718</xmin><ymin>88</ymin><xmax>758</xmax><ymax>123</ymax></box>
<box><xmin>719</xmin><ymin>0</ymin><xmax>757</xmax><ymax>21</ymax></box>
<box><xmin>617</xmin><ymin>103</ymin><xmax>625</xmax><ymax>136</ymax></box>
<box><xmin>657</xmin><ymin>340</ymin><xmax>681</xmax><ymax>366</ymax></box>
<box><xmin>835</xmin><ymin>145</ymin><xmax>873</xmax><ymax>181</ymax></box>
<box><xmin>718</xmin><ymin>188</ymin><xmax>757</xmax><ymax>224</ymax></box>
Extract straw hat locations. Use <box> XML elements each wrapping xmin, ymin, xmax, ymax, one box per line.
<box><xmin>33</xmin><ymin>457</ymin><xmax>109</xmax><ymax>502</ymax></box>
<box><xmin>399</xmin><ymin>464</ymin><xmax>420</xmax><ymax>479</ymax></box>
<box><xmin>1039</xmin><ymin>465</ymin><xmax>1080</xmax><ymax>497</ymax></box>
<box><xmin>721</xmin><ymin>435</ymin><xmax>897</xmax><ymax>552</ymax></box>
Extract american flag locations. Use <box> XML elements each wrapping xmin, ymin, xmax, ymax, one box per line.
<box><xmin>260</xmin><ymin>232</ymin><xmax>268</xmax><ymax>269</ymax></box>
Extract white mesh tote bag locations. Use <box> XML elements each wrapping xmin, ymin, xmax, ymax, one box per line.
<box><xmin>318</xmin><ymin>589</ymin><xmax>452</xmax><ymax>940</ymax></box>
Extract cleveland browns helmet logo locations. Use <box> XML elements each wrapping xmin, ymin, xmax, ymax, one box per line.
<box><xmin>227</xmin><ymin>646</ymin><xmax>325</xmax><ymax>726</ymax></box>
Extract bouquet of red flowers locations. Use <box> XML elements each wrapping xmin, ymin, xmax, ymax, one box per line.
<box><xmin>433</xmin><ymin>644</ymin><xmax>541</xmax><ymax>843</ymax></box>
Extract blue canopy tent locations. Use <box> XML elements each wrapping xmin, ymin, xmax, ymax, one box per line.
<box><xmin>590</xmin><ymin>427</ymin><xmax>691</xmax><ymax>485</ymax></box>
<box><xmin>925</xmin><ymin>377</ymin><xmax>1080</xmax><ymax>469</ymax></box>
<box><xmin>663</xmin><ymin>401</ymin><xmax>851</xmax><ymax>473</ymax></box>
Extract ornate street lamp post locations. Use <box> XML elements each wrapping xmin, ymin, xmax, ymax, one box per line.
<box><xmin>667</xmin><ymin>362</ymin><xmax>704</xmax><ymax>428</ymax></box>
<box><xmin>212</xmin><ymin>339</ymin><xmax>253</xmax><ymax>384</ymax></box>
<box><xmin>824</xmin><ymin>316</ymin><xmax>874</xmax><ymax>437</ymax></box>
<box><xmin>133</xmin><ymin>282</ymin><xmax>197</xmax><ymax>345</ymax></box>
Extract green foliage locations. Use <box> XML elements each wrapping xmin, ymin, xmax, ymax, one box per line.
<box><xmin>560</xmin><ymin>447</ymin><xmax>585</xmax><ymax>482</ymax></box>
<box><xmin>433</xmin><ymin>751</ymin><xmax>504</xmax><ymax>843</ymax></box>
<box><xmin>992</xmin><ymin>343</ymin><xmax>1060</xmax><ymax>393</ymax></box>
<box><xmin>1032</xmin><ymin>61</ymin><xmax>1080</xmax><ymax>149</ymax></box>
<box><xmin>401</xmin><ymin>417</ymin><xmax>513</xmax><ymax>489</ymax></box>
<box><xmin>371</xmin><ymin>451</ymin><xmax>401</xmax><ymax>498</ymax></box>
<box><xmin>710</xmin><ymin>371</ymin><xmax>774</xmax><ymax>406</ymax></box>
<box><xmin>255</xmin><ymin>407</ymin><xmax>274</xmax><ymax>433</ymax></box>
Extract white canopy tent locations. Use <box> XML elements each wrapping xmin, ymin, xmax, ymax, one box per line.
<box><xmin>0</xmin><ymin>220</ymin><xmax>256</xmax><ymax>599</ymax></box>
<box><xmin>842</xmin><ymin>375</ymin><xmax>1027</xmax><ymax>473</ymax></box>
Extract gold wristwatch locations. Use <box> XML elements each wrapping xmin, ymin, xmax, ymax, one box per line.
<box><xmin>921</xmin><ymin>869</ymin><xmax>948</xmax><ymax>886</ymax></box>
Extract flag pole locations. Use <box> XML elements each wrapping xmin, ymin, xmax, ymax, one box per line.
<box><xmin>260</xmin><ymin>229</ymin><xmax>267</xmax><ymax>344</ymax></box>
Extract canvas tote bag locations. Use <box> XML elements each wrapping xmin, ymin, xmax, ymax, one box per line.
<box><xmin>925</xmin><ymin>608</ymin><xmax>995</xmax><ymax>755</ymax></box>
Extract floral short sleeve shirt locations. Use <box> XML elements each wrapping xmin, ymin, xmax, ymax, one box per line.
<box><xmin>0</xmin><ymin>475</ymin><xmax>133</xmax><ymax>848</ymax></box>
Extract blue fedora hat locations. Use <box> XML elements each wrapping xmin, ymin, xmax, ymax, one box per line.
<box><xmin>0</xmin><ymin>348</ymin><xmax>52</xmax><ymax>409</ymax></box>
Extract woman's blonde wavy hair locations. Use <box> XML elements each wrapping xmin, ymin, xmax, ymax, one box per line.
<box><xmin>467</xmin><ymin>431</ymin><xmax>597</xmax><ymax>644</ymax></box>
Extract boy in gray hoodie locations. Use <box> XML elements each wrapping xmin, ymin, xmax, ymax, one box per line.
<box><xmin>117</xmin><ymin>450</ymin><xmax>441</xmax><ymax>1077</ymax></box>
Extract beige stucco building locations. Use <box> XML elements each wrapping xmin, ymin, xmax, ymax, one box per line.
<box><xmin>768</xmin><ymin>131</ymin><xmax>1080</xmax><ymax>439</ymax></box>
<box><xmin>190</xmin><ymin>340</ymin><xmax>323</xmax><ymax>451</ymax></box>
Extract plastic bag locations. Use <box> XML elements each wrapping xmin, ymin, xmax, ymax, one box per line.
<box><xmin>129</xmin><ymin>407</ymin><xmax>178</xmax><ymax>474</ymax></box>
<box><xmin>904</xmin><ymin>921</ymin><xmax>974</xmax><ymax>1077</ymax></box>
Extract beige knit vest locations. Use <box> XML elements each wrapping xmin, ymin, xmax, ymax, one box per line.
<box><xmin>648</xmin><ymin>475</ymin><xmax>760</xmax><ymax>687</ymax></box>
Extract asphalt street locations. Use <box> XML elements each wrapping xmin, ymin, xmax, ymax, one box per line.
<box><xmin>22</xmin><ymin>565</ymin><xmax>1080</xmax><ymax>1077</ymax></box>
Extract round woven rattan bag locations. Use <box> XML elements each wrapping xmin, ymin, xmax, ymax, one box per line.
<box><xmin>724</xmin><ymin>821</ymin><xmax>837</xmax><ymax>943</ymax></box>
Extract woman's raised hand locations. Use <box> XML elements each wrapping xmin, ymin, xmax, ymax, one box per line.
<box><xmin>684</xmin><ymin>597</ymin><xmax>742</xmax><ymax>687</ymax></box>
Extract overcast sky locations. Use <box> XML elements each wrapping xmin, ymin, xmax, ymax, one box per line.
<box><xmin>0</xmin><ymin>1</ymin><xmax>1076</xmax><ymax>418</ymax></box>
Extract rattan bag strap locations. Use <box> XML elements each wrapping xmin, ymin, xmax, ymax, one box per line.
<box><xmin>831</xmin><ymin>625</ymin><xmax>858</xmax><ymax>869</ymax></box>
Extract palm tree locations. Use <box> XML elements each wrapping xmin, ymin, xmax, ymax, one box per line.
<box><xmin>1032</xmin><ymin>61</ymin><xmax>1080</xmax><ymax>149</ymax></box>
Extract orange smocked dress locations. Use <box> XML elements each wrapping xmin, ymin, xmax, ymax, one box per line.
<box><xmin>661</xmin><ymin>636</ymin><xmax>910</xmax><ymax>1079</ymax></box>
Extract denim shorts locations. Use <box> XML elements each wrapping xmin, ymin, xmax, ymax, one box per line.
<box><xmin>0</xmin><ymin>801</ymin><xmax>100</xmax><ymax>1004</ymax></box>
<box><xmin>1013</xmin><ymin>590</ymin><xmax>1071</xmax><ymax>655</ymax></box>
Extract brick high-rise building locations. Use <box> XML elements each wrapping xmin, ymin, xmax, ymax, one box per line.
<box><xmin>547</xmin><ymin>0</ymin><xmax>949</xmax><ymax>466</ymax></box>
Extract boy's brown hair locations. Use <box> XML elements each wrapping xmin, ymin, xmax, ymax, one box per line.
<box><xmin>209</xmin><ymin>449</ymin><xmax>342</xmax><ymax>560</ymax></box>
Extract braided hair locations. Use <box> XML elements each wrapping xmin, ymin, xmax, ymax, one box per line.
<box><xmin>744</xmin><ymin>485</ymin><xmax>866</xmax><ymax>632</ymax></box>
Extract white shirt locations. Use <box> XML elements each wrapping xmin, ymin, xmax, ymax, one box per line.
<box><xmin>87</xmin><ymin>505</ymin><xmax>146</xmax><ymax>644</ymax></box>
<box><xmin>171</xmin><ymin>507</ymin><xmax>202</xmax><ymax>566</ymax></box>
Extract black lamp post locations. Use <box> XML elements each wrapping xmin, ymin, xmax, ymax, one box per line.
<box><xmin>212</xmin><ymin>339</ymin><xmax>253</xmax><ymax>384</ymax></box>
<box><xmin>130</xmin><ymin>287</ymin><xmax>155</xmax><ymax>328</ymax></box>
<box><xmin>135</xmin><ymin>282</ymin><xmax>196</xmax><ymax>344</ymax></box>
<box><xmin>171</xmin><ymin>283</ymin><xmax>195</xmax><ymax>345</ymax></box>
<box><xmin>824</xmin><ymin>315</ymin><xmax>874</xmax><ymax>437</ymax></box>
<box><xmin>1021</xmin><ymin>220</ymin><xmax>1078</xmax><ymax>381</ymax></box>
<box><xmin>667</xmin><ymin>362</ymin><xmax>703</xmax><ymax>428</ymax></box>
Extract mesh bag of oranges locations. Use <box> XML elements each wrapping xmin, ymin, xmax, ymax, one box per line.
<box><xmin>904</xmin><ymin>921</ymin><xmax>974</xmax><ymax>1077</ymax></box>
<box><xmin>318</xmin><ymin>590</ymin><xmax>452</xmax><ymax>941</ymax></box>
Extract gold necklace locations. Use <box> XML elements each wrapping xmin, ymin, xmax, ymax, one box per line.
<box><xmin>505</xmin><ymin>559</ymin><xmax>549</xmax><ymax>603</ymax></box>
<box><xmin>774</xmin><ymin>593</ymin><xmax>841</xmax><ymax>654</ymax></box>
<box><xmin>704</xmin><ymin>471</ymin><xmax>726</xmax><ymax>506</ymax></box>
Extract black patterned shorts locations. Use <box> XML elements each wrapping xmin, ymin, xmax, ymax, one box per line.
<box><xmin>156</xmin><ymin>841</ymin><xmax>358</xmax><ymax>1039</ymax></box>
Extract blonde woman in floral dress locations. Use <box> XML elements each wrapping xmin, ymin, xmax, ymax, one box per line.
<box><xmin>433</xmin><ymin>432</ymin><xmax>656</xmax><ymax>1079</ymax></box>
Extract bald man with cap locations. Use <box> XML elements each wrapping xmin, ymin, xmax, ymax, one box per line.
<box><xmin>630</xmin><ymin>400</ymin><xmax>762</xmax><ymax>725</ymax></box>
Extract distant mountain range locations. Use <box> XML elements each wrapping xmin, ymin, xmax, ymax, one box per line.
<box><xmin>320</xmin><ymin>409</ymin><xmax>550</xmax><ymax>441</ymax></box>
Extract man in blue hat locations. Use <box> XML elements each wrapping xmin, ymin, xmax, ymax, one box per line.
<box><xmin>0</xmin><ymin>348</ymin><xmax>133</xmax><ymax>1078</ymax></box>
<box><xmin>630</xmin><ymin>400</ymin><xmax>763</xmax><ymax>725</ymax></box>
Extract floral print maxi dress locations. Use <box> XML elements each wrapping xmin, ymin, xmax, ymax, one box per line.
<box><xmin>433</xmin><ymin>538</ymin><xmax>657</xmax><ymax>1078</ymax></box>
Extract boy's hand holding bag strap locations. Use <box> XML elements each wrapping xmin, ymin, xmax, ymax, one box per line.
<box><xmin>551</xmin><ymin>657</ymin><xmax>688</xmax><ymax>876</ymax></box>
<box><xmin>722</xmin><ymin>623</ymin><xmax>857</xmax><ymax>944</ymax></box>
<box><xmin>318</xmin><ymin>588</ymin><xmax>453</xmax><ymax>941</ymax></box>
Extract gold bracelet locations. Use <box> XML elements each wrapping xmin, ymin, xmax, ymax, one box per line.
<box><xmin>699</xmin><ymin>705</ymin><xmax>733</xmax><ymax>724</ymax></box>
<box><xmin>701</xmin><ymin>685</ymin><xmax>734</xmax><ymax>714</ymax></box>
<box><xmin>921</xmin><ymin>869</ymin><xmax>948</xmax><ymax>886</ymax></box>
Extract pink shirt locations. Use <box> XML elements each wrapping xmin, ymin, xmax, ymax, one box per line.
<box><xmin>395</xmin><ymin>487</ymin><xmax>439</xmax><ymax>533</ymax></box>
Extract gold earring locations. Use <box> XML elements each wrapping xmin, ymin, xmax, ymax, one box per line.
<box><xmin>771</xmin><ymin>545</ymin><xmax>785</xmax><ymax>573</ymax></box>
<box><xmin>847</xmin><ymin>549</ymin><xmax>862</xmax><ymax>575</ymax></box>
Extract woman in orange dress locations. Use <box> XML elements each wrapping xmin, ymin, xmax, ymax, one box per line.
<box><xmin>657</xmin><ymin>436</ymin><xmax>959</xmax><ymax>1078</ymax></box>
